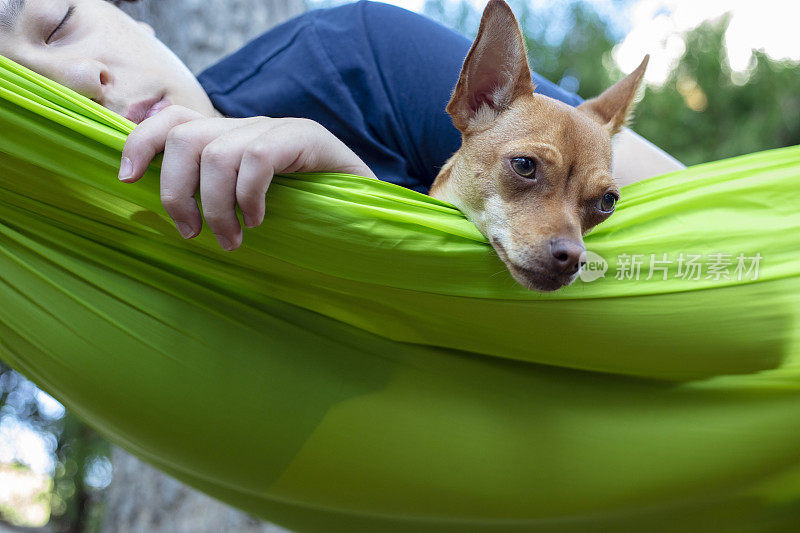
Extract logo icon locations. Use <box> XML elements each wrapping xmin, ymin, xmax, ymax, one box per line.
<box><xmin>579</xmin><ymin>250</ymin><xmax>608</xmax><ymax>282</ymax></box>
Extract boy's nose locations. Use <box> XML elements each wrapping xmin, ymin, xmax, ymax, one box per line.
<box><xmin>549</xmin><ymin>238</ymin><xmax>585</xmax><ymax>274</ymax></box>
<box><xmin>63</xmin><ymin>59</ymin><xmax>111</xmax><ymax>104</ymax></box>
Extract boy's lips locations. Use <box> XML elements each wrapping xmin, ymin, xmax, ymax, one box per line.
<box><xmin>124</xmin><ymin>95</ymin><xmax>170</xmax><ymax>124</ymax></box>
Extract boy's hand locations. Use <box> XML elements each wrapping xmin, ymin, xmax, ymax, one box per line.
<box><xmin>118</xmin><ymin>105</ymin><xmax>377</xmax><ymax>251</ymax></box>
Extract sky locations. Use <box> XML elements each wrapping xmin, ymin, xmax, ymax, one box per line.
<box><xmin>613</xmin><ymin>0</ymin><xmax>800</xmax><ymax>83</ymax></box>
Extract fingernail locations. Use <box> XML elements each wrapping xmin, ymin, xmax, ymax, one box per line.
<box><xmin>243</xmin><ymin>214</ymin><xmax>257</xmax><ymax>228</ymax></box>
<box><xmin>176</xmin><ymin>222</ymin><xmax>196</xmax><ymax>239</ymax></box>
<box><xmin>216</xmin><ymin>235</ymin><xmax>233</xmax><ymax>251</ymax></box>
<box><xmin>118</xmin><ymin>156</ymin><xmax>133</xmax><ymax>181</ymax></box>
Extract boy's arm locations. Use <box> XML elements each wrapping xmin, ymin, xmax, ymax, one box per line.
<box><xmin>612</xmin><ymin>127</ymin><xmax>686</xmax><ymax>186</ymax></box>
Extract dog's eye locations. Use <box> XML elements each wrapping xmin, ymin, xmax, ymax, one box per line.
<box><xmin>510</xmin><ymin>157</ymin><xmax>536</xmax><ymax>178</ymax></box>
<box><xmin>597</xmin><ymin>192</ymin><xmax>618</xmax><ymax>213</ymax></box>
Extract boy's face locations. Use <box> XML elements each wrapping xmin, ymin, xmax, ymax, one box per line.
<box><xmin>0</xmin><ymin>0</ymin><xmax>217</xmax><ymax>122</ymax></box>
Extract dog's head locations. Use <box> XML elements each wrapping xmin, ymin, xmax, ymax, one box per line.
<box><xmin>430</xmin><ymin>0</ymin><xmax>647</xmax><ymax>291</ymax></box>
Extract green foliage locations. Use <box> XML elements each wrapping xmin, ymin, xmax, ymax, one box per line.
<box><xmin>423</xmin><ymin>1</ymin><xmax>622</xmax><ymax>104</ymax></box>
<box><xmin>0</xmin><ymin>363</ymin><xmax>109</xmax><ymax>532</ymax></box>
<box><xmin>517</xmin><ymin>2</ymin><xmax>622</xmax><ymax>101</ymax></box>
<box><xmin>637</xmin><ymin>17</ymin><xmax>800</xmax><ymax>165</ymax></box>
<box><xmin>49</xmin><ymin>412</ymin><xmax>109</xmax><ymax>533</ymax></box>
<box><xmin>423</xmin><ymin>0</ymin><xmax>800</xmax><ymax>166</ymax></box>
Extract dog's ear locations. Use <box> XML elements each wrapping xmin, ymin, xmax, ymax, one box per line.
<box><xmin>578</xmin><ymin>55</ymin><xmax>649</xmax><ymax>135</ymax></box>
<box><xmin>447</xmin><ymin>0</ymin><xmax>534</xmax><ymax>132</ymax></box>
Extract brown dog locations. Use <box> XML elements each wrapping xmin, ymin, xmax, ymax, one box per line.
<box><xmin>429</xmin><ymin>0</ymin><xmax>648</xmax><ymax>291</ymax></box>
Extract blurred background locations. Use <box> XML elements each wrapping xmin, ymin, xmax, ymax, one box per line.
<box><xmin>1</xmin><ymin>0</ymin><xmax>798</xmax><ymax>531</ymax></box>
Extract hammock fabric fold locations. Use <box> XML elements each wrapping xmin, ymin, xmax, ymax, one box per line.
<box><xmin>1</xmin><ymin>55</ymin><xmax>800</xmax><ymax>532</ymax></box>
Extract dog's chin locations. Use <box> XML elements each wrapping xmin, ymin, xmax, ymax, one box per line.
<box><xmin>506</xmin><ymin>264</ymin><xmax>576</xmax><ymax>292</ymax></box>
<box><xmin>490</xmin><ymin>238</ymin><xmax>576</xmax><ymax>292</ymax></box>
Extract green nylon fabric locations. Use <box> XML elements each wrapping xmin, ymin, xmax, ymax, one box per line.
<box><xmin>1</xmin><ymin>55</ymin><xmax>800</xmax><ymax>532</ymax></box>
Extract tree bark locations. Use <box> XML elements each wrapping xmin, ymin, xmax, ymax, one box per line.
<box><xmin>116</xmin><ymin>0</ymin><xmax>307</xmax><ymax>74</ymax></box>
<box><xmin>102</xmin><ymin>1</ymin><xmax>305</xmax><ymax>531</ymax></box>
<box><xmin>101</xmin><ymin>449</ymin><xmax>288</xmax><ymax>533</ymax></box>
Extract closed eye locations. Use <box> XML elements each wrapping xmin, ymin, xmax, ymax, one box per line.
<box><xmin>46</xmin><ymin>5</ymin><xmax>75</xmax><ymax>44</ymax></box>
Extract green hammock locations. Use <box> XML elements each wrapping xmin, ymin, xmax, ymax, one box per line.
<box><xmin>1</xmin><ymin>54</ymin><xmax>800</xmax><ymax>532</ymax></box>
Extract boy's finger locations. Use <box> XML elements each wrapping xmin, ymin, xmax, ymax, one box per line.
<box><xmin>118</xmin><ymin>105</ymin><xmax>205</xmax><ymax>183</ymax></box>
<box><xmin>230</xmin><ymin>119</ymin><xmax>309</xmax><ymax>228</ymax></box>
<box><xmin>235</xmin><ymin>140</ymin><xmax>278</xmax><ymax>228</ymax></box>
<box><xmin>158</xmin><ymin>124</ymin><xmax>204</xmax><ymax>239</ymax></box>
<box><xmin>196</xmin><ymin>125</ymin><xmax>267</xmax><ymax>249</ymax></box>
<box><xmin>199</xmin><ymin>139</ymin><xmax>244</xmax><ymax>251</ymax></box>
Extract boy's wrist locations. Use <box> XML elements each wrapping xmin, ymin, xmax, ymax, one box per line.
<box><xmin>612</xmin><ymin>128</ymin><xmax>685</xmax><ymax>186</ymax></box>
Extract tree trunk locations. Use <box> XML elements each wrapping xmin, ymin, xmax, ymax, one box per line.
<box><xmin>115</xmin><ymin>0</ymin><xmax>307</xmax><ymax>74</ymax></box>
<box><xmin>102</xmin><ymin>1</ymin><xmax>305</xmax><ymax>531</ymax></box>
<box><xmin>101</xmin><ymin>449</ymin><xmax>288</xmax><ymax>532</ymax></box>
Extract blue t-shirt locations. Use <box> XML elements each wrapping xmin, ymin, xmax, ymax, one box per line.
<box><xmin>197</xmin><ymin>1</ymin><xmax>582</xmax><ymax>193</ymax></box>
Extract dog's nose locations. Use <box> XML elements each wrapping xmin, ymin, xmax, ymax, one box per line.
<box><xmin>549</xmin><ymin>238</ymin><xmax>585</xmax><ymax>274</ymax></box>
